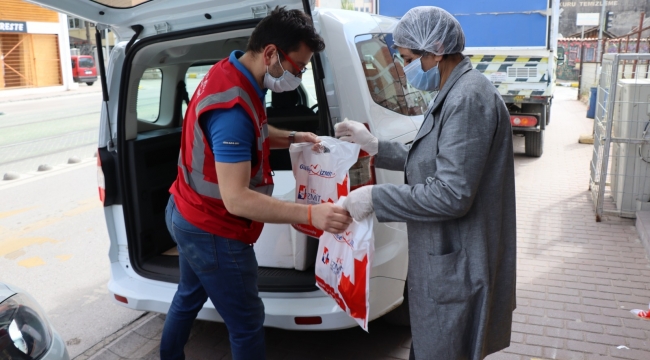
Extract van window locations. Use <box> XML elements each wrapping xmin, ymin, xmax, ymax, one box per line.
<box><xmin>183</xmin><ymin>64</ymin><xmax>318</xmax><ymax>117</ymax></box>
<box><xmin>264</xmin><ymin>65</ymin><xmax>318</xmax><ymax>110</ymax></box>
<box><xmin>183</xmin><ymin>65</ymin><xmax>213</xmax><ymax>117</ymax></box>
<box><xmin>137</xmin><ymin>68</ymin><xmax>163</xmax><ymax>122</ymax></box>
<box><xmin>78</xmin><ymin>57</ymin><xmax>95</xmax><ymax>68</ymax></box>
<box><xmin>354</xmin><ymin>33</ymin><xmax>433</xmax><ymax>116</ymax></box>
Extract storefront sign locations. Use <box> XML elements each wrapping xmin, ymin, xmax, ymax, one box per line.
<box><xmin>0</xmin><ymin>21</ymin><xmax>27</xmax><ymax>33</ymax></box>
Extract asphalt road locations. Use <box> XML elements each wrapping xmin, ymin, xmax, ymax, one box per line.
<box><xmin>0</xmin><ymin>161</ymin><xmax>145</xmax><ymax>358</ymax></box>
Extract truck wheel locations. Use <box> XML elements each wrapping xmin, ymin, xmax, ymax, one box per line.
<box><xmin>87</xmin><ymin>82</ymin><xmax>94</xmax><ymax>86</ymax></box>
<box><xmin>382</xmin><ymin>282</ymin><xmax>410</xmax><ymax>327</ymax></box>
<box><xmin>525</xmin><ymin>130</ymin><xmax>544</xmax><ymax>157</ymax></box>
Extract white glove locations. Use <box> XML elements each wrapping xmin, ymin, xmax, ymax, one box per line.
<box><xmin>343</xmin><ymin>186</ymin><xmax>374</xmax><ymax>221</ymax></box>
<box><xmin>334</xmin><ymin>119</ymin><xmax>378</xmax><ymax>156</ymax></box>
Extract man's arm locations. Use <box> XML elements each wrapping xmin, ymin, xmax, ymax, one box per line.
<box><xmin>268</xmin><ymin>125</ymin><xmax>319</xmax><ymax>149</ymax></box>
<box><xmin>215</xmin><ymin>161</ymin><xmax>352</xmax><ymax>234</ymax></box>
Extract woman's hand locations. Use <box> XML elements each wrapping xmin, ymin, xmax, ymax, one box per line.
<box><xmin>343</xmin><ymin>185</ymin><xmax>375</xmax><ymax>221</ymax></box>
<box><xmin>334</xmin><ymin>119</ymin><xmax>378</xmax><ymax>155</ymax></box>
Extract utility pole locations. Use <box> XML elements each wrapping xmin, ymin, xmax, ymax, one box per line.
<box><xmin>596</xmin><ymin>0</ymin><xmax>607</xmax><ymax>61</ymax></box>
<box><xmin>84</xmin><ymin>19</ymin><xmax>93</xmax><ymax>55</ymax></box>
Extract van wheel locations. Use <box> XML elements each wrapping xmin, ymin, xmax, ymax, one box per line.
<box><xmin>525</xmin><ymin>130</ymin><xmax>544</xmax><ymax>157</ymax></box>
<box><xmin>87</xmin><ymin>82</ymin><xmax>94</xmax><ymax>86</ymax></box>
<box><xmin>382</xmin><ymin>282</ymin><xmax>410</xmax><ymax>327</ymax></box>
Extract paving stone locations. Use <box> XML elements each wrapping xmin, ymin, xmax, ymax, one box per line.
<box><xmin>543</xmin><ymin>348</ymin><xmax>587</xmax><ymax>360</ymax></box>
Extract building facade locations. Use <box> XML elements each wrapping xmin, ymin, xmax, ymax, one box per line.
<box><xmin>0</xmin><ymin>0</ymin><xmax>73</xmax><ymax>92</ymax></box>
<box><xmin>560</xmin><ymin>0</ymin><xmax>650</xmax><ymax>38</ymax></box>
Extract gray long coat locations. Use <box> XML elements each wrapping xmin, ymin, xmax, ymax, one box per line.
<box><xmin>372</xmin><ymin>57</ymin><xmax>517</xmax><ymax>360</ymax></box>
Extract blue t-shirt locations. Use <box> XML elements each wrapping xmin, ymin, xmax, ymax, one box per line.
<box><xmin>199</xmin><ymin>50</ymin><xmax>267</xmax><ymax>163</ymax></box>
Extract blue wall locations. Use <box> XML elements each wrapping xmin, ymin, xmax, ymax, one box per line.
<box><xmin>378</xmin><ymin>0</ymin><xmax>549</xmax><ymax>47</ymax></box>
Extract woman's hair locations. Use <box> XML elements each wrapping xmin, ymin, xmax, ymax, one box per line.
<box><xmin>246</xmin><ymin>6</ymin><xmax>326</xmax><ymax>57</ymax></box>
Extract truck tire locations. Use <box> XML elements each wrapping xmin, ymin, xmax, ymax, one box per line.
<box><xmin>382</xmin><ymin>282</ymin><xmax>410</xmax><ymax>327</ymax></box>
<box><xmin>87</xmin><ymin>82</ymin><xmax>94</xmax><ymax>86</ymax></box>
<box><xmin>525</xmin><ymin>130</ymin><xmax>544</xmax><ymax>157</ymax></box>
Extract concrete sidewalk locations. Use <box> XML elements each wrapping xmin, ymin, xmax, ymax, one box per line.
<box><xmin>76</xmin><ymin>86</ymin><xmax>650</xmax><ymax>360</ymax></box>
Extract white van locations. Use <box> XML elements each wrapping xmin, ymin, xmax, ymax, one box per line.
<box><xmin>32</xmin><ymin>0</ymin><xmax>435</xmax><ymax>330</ymax></box>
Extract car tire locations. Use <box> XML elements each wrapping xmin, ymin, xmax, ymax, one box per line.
<box><xmin>525</xmin><ymin>130</ymin><xmax>544</xmax><ymax>157</ymax></box>
<box><xmin>87</xmin><ymin>82</ymin><xmax>94</xmax><ymax>86</ymax></box>
<box><xmin>382</xmin><ymin>282</ymin><xmax>410</xmax><ymax>327</ymax></box>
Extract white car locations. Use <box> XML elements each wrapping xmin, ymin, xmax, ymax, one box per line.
<box><xmin>0</xmin><ymin>282</ymin><xmax>70</xmax><ymax>360</ymax></box>
<box><xmin>31</xmin><ymin>0</ymin><xmax>435</xmax><ymax>330</ymax></box>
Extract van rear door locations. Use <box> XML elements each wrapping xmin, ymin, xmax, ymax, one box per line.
<box><xmin>28</xmin><ymin>0</ymin><xmax>306</xmax><ymax>40</ymax></box>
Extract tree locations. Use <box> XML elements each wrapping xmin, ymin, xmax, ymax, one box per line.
<box><xmin>341</xmin><ymin>0</ymin><xmax>354</xmax><ymax>10</ymax></box>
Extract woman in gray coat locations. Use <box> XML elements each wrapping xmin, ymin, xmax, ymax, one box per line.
<box><xmin>338</xmin><ymin>6</ymin><xmax>517</xmax><ymax>360</ymax></box>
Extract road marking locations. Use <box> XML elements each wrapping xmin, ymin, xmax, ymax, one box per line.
<box><xmin>0</xmin><ymin>206</ymin><xmax>36</xmax><ymax>220</ymax></box>
<box><xmin>0</xmin><ymin>237</ymin><xmax>58</xmax><ymax>258</ymax></box>
<box><xmin>56</xmin><ymin>254</ymin><xmax>72</xmax><ymax>262</ymax></box>
<box><xmin>64</xmin><ymin>197</ymin><xmax>101</xmax><ymax>217</ymax></box>
<box><xmin>18</xmin><ymin>256</ymin><xmax>46</xmax><ymax>268</ymax></box>
<box><xmin>0</xmin><ymin>196</ymin><xmax>100</xmax><ymax>259</ymax></box>
<box><xmin>5</xmin><ymin>249</ymin><xmax>25</xmax><ymax>260</ymax></box>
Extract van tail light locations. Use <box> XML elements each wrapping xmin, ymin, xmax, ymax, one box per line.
<box><xmin>510</xmin><ymin>115</ymin><xmax>538</xmax><ymax>127</ymax></box>
<box><xmin>97</xmin><ymin>150</ymin><xmax>106</xmax><ymax>203</ymax></box>
<box><xmin>114</xmin><ymin>294</ymin><xmax>128</xmax><ymax>304</ymax></box>
<box><xmin>295</xmin><ymin>316</ymin><xmax>322</xmax><ymax>325</ymax></box>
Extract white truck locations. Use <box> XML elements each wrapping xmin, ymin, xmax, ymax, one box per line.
<box><xmin>380</xmin><ymin>0</ymin><xmax>562</xmax><ymax>157</ymax></box>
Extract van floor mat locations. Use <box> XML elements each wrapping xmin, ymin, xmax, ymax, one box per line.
<box><xmin>258</xmin><ymin>267</ymin><xmax>318</xmax><ymax>293</ymax></box>
<box><xmin>139</xmin><ymin>256</ymin><xmax>318</xmax><ymax>293</ymax></box>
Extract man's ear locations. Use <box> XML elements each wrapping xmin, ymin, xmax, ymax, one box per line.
<box><xmin>262</xmin><ymin>44</ymin><xmax>277</xmax><ymax>67</ymax></box>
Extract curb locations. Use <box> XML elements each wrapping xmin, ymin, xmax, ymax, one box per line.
<box><xmin>73</xmin><ymin>312</ymin><xmax>159</xmax><ymax>360</ymax></box>
<box><xmin>0</xmin><ymin>89</ymin><xmax>102</xmax><ymax>104</ymax></box>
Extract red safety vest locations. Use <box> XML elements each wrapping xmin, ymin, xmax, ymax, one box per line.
<box><xmin>170</xmin><ymin>57</ymin><xmax>273</xmax><ymax>244</ymax></box>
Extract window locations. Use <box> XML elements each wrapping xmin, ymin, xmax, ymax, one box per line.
<box><xmin>264</xmin><ymin>65</ymin><xmax>318</xmax><ymax>110</ymax></box>
<box><xmin>78</xmin><ymin>57</ymin><xmax>94</xmax><ymax>68</ymax></box>
<box><xmin>137</xmin><ymin>68</ymin><xmax>163</xmax><ymax>122</ymax></box>
<box><xmin>68</xmin><ymin>18</ymin><xmax>84</xmax><ymax>29</ymax></box>
<box><xmin>355</xmin><ymin>33</ymin><xmax>433</xmax><ymax>116</ymax></box>
<box><xmin>586</xmin><ymin>47</ymin><xmax>595</xmax><ymax>62</ymax></box>
<box><xmin>182</xmin><ymin>65</ymin><xmax>213</xmax><ymax>117</ymax></box>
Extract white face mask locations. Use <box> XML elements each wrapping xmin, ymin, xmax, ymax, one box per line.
<box><xmin>263</xmin><ymin>53</ymin><xmax>302</xmax><ymax>93</ymax></box>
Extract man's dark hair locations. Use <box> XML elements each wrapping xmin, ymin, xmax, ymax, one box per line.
<box><xmin>246</xmin><ymin>6</ymin><xmax>325</xmax><ymax>57</ymax></box>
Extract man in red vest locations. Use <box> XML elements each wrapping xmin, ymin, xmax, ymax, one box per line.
<box><xmin>160</xmin><ymin>7</ymin><xmax>352</xmax><ymax>360</ymax></box>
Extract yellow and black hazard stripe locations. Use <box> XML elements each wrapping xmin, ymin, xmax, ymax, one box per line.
<box><xmin>469</xmin><ymin>55</ymin><xmax>549</xmax><ymax>84</ymax></box>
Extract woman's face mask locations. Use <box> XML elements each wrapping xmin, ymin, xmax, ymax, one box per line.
<box><xmin>264</xmin><ymin>53</ymin><xmax>302</xmax><ymax>93</ymax></box>
<box><xmin>403</xmin><ymin>56</ymin><xmax>440</xmax><ymax>92</ymax></box>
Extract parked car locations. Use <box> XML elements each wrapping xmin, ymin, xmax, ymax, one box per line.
<box><xmin>71</xmin><ymin>55</ymin><xmax>97</xmax><ymax>86</ymax></box>
<box><xmin>0</xmin><ymin>282</ymin><xmax>70</xmax><ymax>360</ymax></box>
<box><xmin>31</xmin><ymin>0</ymin><xmax>432</xmax><ymax>329</ymax></box>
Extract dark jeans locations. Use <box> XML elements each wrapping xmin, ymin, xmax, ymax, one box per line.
<box><xmin>160</xmin><ymin>196</ymin><xmax>265</xmax><ymax>360</ymax></box>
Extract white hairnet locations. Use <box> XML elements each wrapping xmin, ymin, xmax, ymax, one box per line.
<box><xmin>393</xmin><ymin>6</ymin><xmax>465</xmax><ymax>56</ymax></box>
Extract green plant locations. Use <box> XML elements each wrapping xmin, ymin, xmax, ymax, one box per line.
<box><xmin>341</xmin><ymin>0</ymin><xmax>354</xmax><ymax>10</ymax></box>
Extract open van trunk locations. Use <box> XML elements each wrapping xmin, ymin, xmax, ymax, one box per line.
<box><xmin>116</xmin><ymin>22</ymin><xmax>332</xmax><ymax>292</ymax></box>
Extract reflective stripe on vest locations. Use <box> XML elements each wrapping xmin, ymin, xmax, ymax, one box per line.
<box><xmin>180</xmin><ymin>86</ymin><xmax>272</xmax><ymax>200</ymax></box>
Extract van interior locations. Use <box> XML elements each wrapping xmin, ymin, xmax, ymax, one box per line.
<box><xmin>117</xmin><ymin>27</ymin><xmax>331</xmax><ymax>292</ymax></box>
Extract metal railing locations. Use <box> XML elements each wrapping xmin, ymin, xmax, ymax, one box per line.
<box><xmin>590</xmin><ymin>53</ymin><xmax>650</xmax><ymax>221</ymax></box>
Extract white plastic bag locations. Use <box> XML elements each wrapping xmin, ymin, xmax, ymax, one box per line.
<box><xmin>315</xmin><ymin>197</ymin><xmax>374</xmax><ymax>331</ymax></box>
<box><xmin>290</xmin><ymin>136</ymin><xmax>360</xmax><ymax>237</ymax></box>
